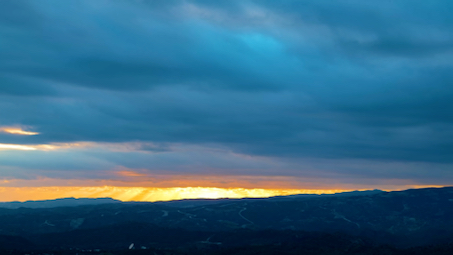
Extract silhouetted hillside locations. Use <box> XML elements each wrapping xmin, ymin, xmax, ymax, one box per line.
<box><xmin>0</xmin><ymin>197</ymin><xmax>121</xmax><ymax>209</ymax></box>
<box><xmin>0</xmin><ymin>187</ymin><xmax>452</xmax><ymax>253</ymax></box>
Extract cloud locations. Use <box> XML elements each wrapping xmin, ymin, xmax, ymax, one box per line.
<box><xmin>0</xmin><ymin>144</ymin><xmax>37</xmax><ymax>151</ymax></box>
<box><xmin>0</xmin><ymin>0</ymin><xmax>452</xmax><ymax>187</ymax></box>
<box><xmin>0</xmin><ymin>142</ymin><xmax>452</xmax><ymax>188</ymax></box>
<box><xmin>0</xmin><ymin>126</ymin><xmax>39</xmax><ymax>135</ymax></box>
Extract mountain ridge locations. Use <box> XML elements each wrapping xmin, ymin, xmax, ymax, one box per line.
<box><xmin>0</xmin><ymin>197</ymin><xmax>122</xmax><ymax>209</ymax></box>
<box><xmin>0</xmin><ymin>188</ymin><xmax>388</xmax><ymax>209</ymax></box>
<box><xmin>0</xmin><ymin>186</ymin><xmax>451</xmax><ymax>252</ymax></box>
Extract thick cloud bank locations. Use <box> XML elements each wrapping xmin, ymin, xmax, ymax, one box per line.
<box><xmin>1</xmin><ymin>0</ymin><xmax>452</xmax><ymax>186</ymax></box>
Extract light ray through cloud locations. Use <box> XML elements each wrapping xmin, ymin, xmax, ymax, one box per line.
<box><xmin>0</xmin><ymin>186</ymin><xmax>349</xmax><ymax>202</ymax></box>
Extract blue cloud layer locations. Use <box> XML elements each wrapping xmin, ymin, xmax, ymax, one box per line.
<box><xmin>1</xmin><ymin>0</ymin><xmax>452</xmax><ymax>185</ymax></box>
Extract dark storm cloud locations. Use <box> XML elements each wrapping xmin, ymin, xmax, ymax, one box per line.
<box><xmin>1</xmin><ymin>0</ymin><xmax>297</xmax><ymax>93</ymax></box>
<box><xmin>1</xmin><ymin>0</ymin><xmax>453</xmax><ymax>183</ymax></box>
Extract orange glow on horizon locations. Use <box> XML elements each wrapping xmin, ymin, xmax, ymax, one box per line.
<box><xmin>1</xmin><ymin>176</ymin><xmax>447</xmax><ymax>202</ymax></box>
<box><xmin>0</xmin><ymin>186</ymin><xmax>350</xmax><ymax>203</ymax></box>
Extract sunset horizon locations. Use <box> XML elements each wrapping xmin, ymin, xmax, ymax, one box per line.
<box><xmin>1</xmin><ymin>1</ymin><xmax>452</xmax><ymax>206</ymax></box>
<box><xmin>0</xmin><ymin>183</ymin><xmax>448</xmax><ymax>203</ymax></box>
<box><xmin>1</xmin><ymin>2</ymin><xmax>453</xmax><ymax>253</ymax></box>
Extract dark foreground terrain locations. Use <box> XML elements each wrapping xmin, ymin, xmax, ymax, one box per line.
<box><xmin>2</xmin><ymin>239</ymin><xmax>453</xmax><ymax>255</ymax></box>
<box><xmin>0</xmin><ymin>187</ymin><xmax>452</xmax><ymax>254</ymax></box>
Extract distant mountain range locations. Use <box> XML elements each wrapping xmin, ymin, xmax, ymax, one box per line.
<box><xmin>0</xmin><ymin>197</ymin><xmax>121</xmax><ymax>209</ymax></box>
<box><xmin>0</xmin><ymin>189</ymin><xmax>385</xmax><ymax>209</ymax></box>
<box><xmin>0</xmin><ymin>187</ymin><xmax>452</xmax><ymax>254</ymax></box>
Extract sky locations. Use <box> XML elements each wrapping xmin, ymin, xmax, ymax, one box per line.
<box><xmin>0</xmin><ymin>0</ymin><xmax>452</xmax><ymax>201</ymax></box>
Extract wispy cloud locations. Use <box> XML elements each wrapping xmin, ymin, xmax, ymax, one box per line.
<box><xmin>0</xmin><ymin>127</ymin><xmax>39</xmax><ymax>136</ymax></box>
<box><xmin>0</xmin><ymin>143</ymin><xmax>37</xmax><ymax>151</ymax></box>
